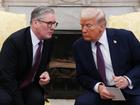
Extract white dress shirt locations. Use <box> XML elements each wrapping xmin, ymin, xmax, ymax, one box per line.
<box><xmin>91</xmin><ymin>29</ymin><xmax>132</xmax><ymax>92</ymax></box>
<box><xmin>92</xmin><ymin>30</ymin><xmax>115</xmax><ymax>86</ymax></box>
<box><xmin>30</xmin><ymin>28</ymin><xmax>43</xmax><ymax>66</ymax></box>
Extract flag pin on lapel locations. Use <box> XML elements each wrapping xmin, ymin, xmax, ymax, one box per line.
<box><xmin>113</xmin><ymin>40</ymin><xmax>117</xmax><ymax>44</ymax></box>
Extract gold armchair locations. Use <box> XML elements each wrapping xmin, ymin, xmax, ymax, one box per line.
<box><xmin>0</xmin><ymin>11</ymin><xmax>27</xmax><ymax>49</ymax></box>
<box><xmin>108</xmin><ymin>12</ymin><xmax>140</xmax><ymax>41</ymax></box>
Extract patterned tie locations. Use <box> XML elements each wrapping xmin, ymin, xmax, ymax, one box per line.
<box><xmin>20</xmin><ymin>41</ymin><xmax>43</xmax><ymax>89</ymax></box>
<box><xmin>95</xmin><ymin>41</ymin><xmax>106</xmax><ymax>83</ymax></box>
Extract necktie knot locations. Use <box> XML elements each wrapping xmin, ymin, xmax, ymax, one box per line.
<box><xmin>95</xmin><ymin>41</ymin><xmax>101</xmax><ymax>47</ymax></box>
<box><xmin>38</xmin><ymin>41</ymin><xmax>42</xmax><ymax>46</ymax></box>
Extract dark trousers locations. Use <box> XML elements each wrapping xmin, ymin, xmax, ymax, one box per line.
<box><xmin>74</xmin><ymin>90</ymin><xmax>140</xmax><ymax>105</ymax></box>
<box><xmin>0</xmin><ymin>83</ymin><xmax>44</xmax><ymax>105</ymax></box>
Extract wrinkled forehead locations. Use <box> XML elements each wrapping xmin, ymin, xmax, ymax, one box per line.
<box><xmin>80</xmin><ymin>17</ymin><xmax>97</xmax><ymax>25</ymax></box>
<box><xmin>40</xmin><ymin>13</ymin><xmax>56</xmax><ymax>21</ymax></box>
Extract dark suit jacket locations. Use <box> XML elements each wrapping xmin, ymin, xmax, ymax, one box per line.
<box><xmin>73</xmin><ymin>28</ymin><xmax>140</xmax><ymax>96</ymax></box>
<box><xmin>0</xmin><ymin>27</ymin><xmax>53</xmax><ymax>105</ymax></box>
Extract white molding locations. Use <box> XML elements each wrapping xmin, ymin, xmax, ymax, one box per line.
<box><xmin>2</xmin><ymin>0</ymin><xmax>140</xmax><ymax>7</ymax></box>
<box><xmin>3</xmin><ymin>2</ymin><xmax>50</xmax><ymax>7</ymax></box>
<box><xmin>1</xmin><ymin>0</ymin><xmax>140</xmax><ymax>30</ymax></box>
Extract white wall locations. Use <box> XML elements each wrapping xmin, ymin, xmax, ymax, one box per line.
<box><xmin>1</xmin><ymin>0</ymin><xmax>140</xmax><ymax>30</ymax></box>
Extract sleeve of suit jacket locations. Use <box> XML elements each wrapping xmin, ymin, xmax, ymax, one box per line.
<box><xmin>0</xmin><ymin>36</ymin><xmax>25</xmax><ymax>105</ymax></box>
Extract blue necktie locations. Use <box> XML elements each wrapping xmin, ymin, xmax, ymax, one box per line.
<box><xmin>20</xmin><ymin>41</ymin><xmax>42</xmax><ymax>89</ymax></box>
<box><xmin>96</xmin><ymin>41</ymin><xmax>106</xmax><ymax>83</ymax></box>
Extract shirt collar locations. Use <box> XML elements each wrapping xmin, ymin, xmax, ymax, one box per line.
<box><xmin>98</xmin><ymin>29</ymin><xmax>107</xmax><ymax>46</ymax></box>
<box><xmin>91</xmin><ymin>29</ymin><xmax>107</xmax><ymax>48</ymax></box>
<box><xmin>30</xmin><ymin>28</ymin><xmax>41</xmax><ymax>47</ymax></box>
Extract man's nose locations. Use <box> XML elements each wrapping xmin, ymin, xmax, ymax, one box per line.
<box><xmin>82</xmin><ymin>26</ymin><xmax>88</xmax><ymax>33</ymax></box>
<box><xmin>50</xmin><ymin>24</ymin><xmax>56</xmax><ymax>30</ymax></box>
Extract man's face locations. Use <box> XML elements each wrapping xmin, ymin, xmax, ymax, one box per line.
<box><xmin>32</xmin><ymin>13</ymin><xmax>57</xmax><ymax>40</ymax></box>
<box><xmin>80</xmin><ymin>17</ymin><xmax>104</xmax><ymax>42</ymax></box>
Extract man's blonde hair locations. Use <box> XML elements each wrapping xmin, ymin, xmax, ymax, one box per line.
<box><xmin>80</xmin><ymin>8</ymin><xmax>106</xmax><ymax>25</ymax></box>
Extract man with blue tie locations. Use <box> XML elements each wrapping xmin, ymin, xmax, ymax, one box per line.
<box><xmin>73</xmin><ymin>8</ymin><xmax>140</xmax><ymax>105</ymax></box>
<box><xmin>0</xmin><ymin>6</ymin><xmax>58</xmax><ymax>105</ymax></box>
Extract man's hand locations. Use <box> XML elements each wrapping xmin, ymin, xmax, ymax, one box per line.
<box><xmin>113</xmin><ymin>76</ymin><xmax>129</xmax><ymax>89</ymax></box>
<box><xmin>39</xmin><ymin>71</ymin><xmax>50</xmax><ymax>86</ymax></box>
<box><xmin>98</xmin><ymin>84</ymin><xmax>115</xmax><ymax>100</ymax></box>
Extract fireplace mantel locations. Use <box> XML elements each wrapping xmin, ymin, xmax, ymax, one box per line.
<box><xmin>2</xmin><ymin>0</ymin><xmax>140</xmax><ymax>6</ymax></box>
<box><xmin>0</xmin><ymin>0</ymin><xmax>139</xmax><ymax>30</ymax></box>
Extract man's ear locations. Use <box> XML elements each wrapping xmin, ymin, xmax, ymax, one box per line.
<box><xmin>100</xmin><ymin>20</ymin><xmax>106</xmax><ymax>27</ymax></box>
<box><xmin>99</xmin><ymin>24</ymin><xmax>105</xmax><ymax>31</ymax></box>
<box><xmin>32</xmin><ymin>20</ymin><xmax>39</xmax><ymax>28</ymax></box>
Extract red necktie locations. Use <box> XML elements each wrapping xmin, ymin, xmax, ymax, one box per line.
<box><xmin>20</xmin><ymin>41</ymin><xmax>42</xmax><ymax>89</ymax></box>
<box><xmin>96</xmin><ymin>41</ymin><xmax>106</xmax><ymax>83</ymax></box>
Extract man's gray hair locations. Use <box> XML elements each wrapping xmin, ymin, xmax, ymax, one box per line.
<box><xmin>30</xmin><ymin>6</ymin><xmax>55</xmax><ymax>24</ymax></box>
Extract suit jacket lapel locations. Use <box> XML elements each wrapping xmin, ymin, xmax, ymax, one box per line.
<box><xmin>40</xmin><ymin>38</ymin><xmax>53</xmax><ymax>70</ymax></box>
<box><xmin>25</xmin><ymin>27</ymin><xmax>33</xmax><ymax>68</ymax></box>
<box><xmin>84</xmin><ymin>41</ymin><xmax>98</xmax><ymax>72</ymax></box>
<box><xmin>106</xmin><ymin>29</ymin><xmax>120</xmax><ymax>75</ymax></box>
<box><xmin>40</xmin><ymin>40</ymin><xmax>49</xmax><ymax>68</ymax></box>
<box><xmin>82</xmin><ymin>40</ymin><xmax>103</xmax><ymax>80</ymax></box>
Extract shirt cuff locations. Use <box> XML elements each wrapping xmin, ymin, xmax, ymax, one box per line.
<box><xmin>124</xmin><ymin>76</ymin><xmax>133</xmax><ymax>89</ymax></box>
<box><xmin>94</xmin><ymin>82</ymin><xmax>103</xmax><ymax>93</ymax></box>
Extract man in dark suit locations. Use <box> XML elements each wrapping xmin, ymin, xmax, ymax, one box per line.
<box><xmin>0</xmin><ymin>6</ymin><xmax>58</xmax><ymax>105</ymax></box>
<box><xmin>73</xmin><ymin>8</ymin><xmax>140</xmax><ymax>105</ymax></box>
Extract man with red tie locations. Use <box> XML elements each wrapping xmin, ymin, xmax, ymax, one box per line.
<box><xmin>0</xmin><ymin>6</ymin><xmax>58</xmax><ymax>105</ymax></box>
<box><xmin>73</xmin><ymin>8</ymin><xmax>140</xmax><ymax>105</ymax></box>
